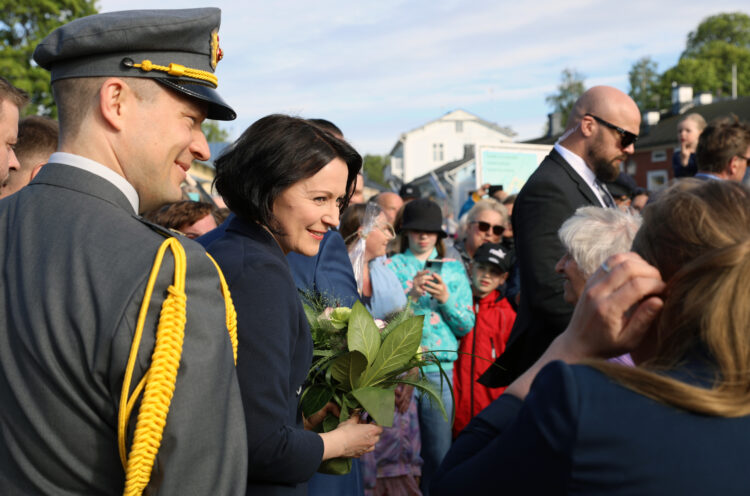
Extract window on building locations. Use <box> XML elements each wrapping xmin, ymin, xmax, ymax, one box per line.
<box><xmin>651</xmin><ymin>150</ymin><xmax>667</xmax><ymax>162</ymax></box>
<box><xmin>433</xmin><ymin>143</ymin><xmax>444</xmax><ymax>161</ymax></box>
<box><xmin>455</xmin><ymin>121</ymin><xmax>463</xmax><ymax>133</ymax></box>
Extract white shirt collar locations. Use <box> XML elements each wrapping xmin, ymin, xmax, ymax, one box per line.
<box><xmin>553</xmin><ymin>143</ymin><xmax>607</xmax><ymax>207</ymax></box>
<box><xmin>49</xmin><ymin>152</ymin><xmax>140</xmax><ymax>214</ymax></box>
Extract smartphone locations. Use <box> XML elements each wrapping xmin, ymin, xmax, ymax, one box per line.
<box><xmin>425</xmin><ymin>259</ymin><xmax>444</xmax><ymax>275</ymax></box>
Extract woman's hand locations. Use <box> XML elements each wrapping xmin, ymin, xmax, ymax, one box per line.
<box><xmin>408</xmin><ymin>269</ymin><xmax>432</xmax><ymax>301</ymax></box>
<box><xmin>320</xmin><ymin>416</ymin><xmax>384</xmax><ymax>460</ymax></box>
<box><xmin>425</xmin><ymin>272</ymin><xmax>450</xmax><ymax>303</ymax></box>
<box><xmin>303</xmin><ymin>401</ymin><xmax>341</xmax><ymax>430</ymax></box>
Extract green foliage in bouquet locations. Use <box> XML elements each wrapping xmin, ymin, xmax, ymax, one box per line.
<box><xmin>301</xmin><ymin>300</ymin><xmax>451</xmax><ymax>475</ymax></box>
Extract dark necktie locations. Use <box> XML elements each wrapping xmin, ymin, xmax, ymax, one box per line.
<box><xmin>594</xmin><ymin>179</ymin><xmax>616</xmax><ymax>209</ymax></box>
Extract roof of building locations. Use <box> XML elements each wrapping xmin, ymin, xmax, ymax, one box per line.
<box><xmin>389</xmin><ymin>109</ymin><xmax>515</xmax><ymax>155</ymax></box>
<box><xmin>634</xmin><ymin>96</ymin><xmax>750</xmax><ymax>149</ymax></box>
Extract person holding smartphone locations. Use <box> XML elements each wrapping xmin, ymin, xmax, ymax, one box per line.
<box><xmin>385</xmin><ymin>198</ymin><xmax>475</xmax><ymax>495</ymax></box>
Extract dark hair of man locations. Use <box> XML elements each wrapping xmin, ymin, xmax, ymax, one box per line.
<box><xmin>15</xmin><ymin>116</ymin><xmax>59</xmax><ymax>165</ymax></box>
<box><xmin>339</xmin><ymin>203</ymin><xmax>367</xmax><ymax>248</ymax></box>
<box><xmin>308</xmin><ymin>118</ymin><xmax>343</xmax><ymax>137</ymax></box>
<box><xmin>144</xmin><ymin>201</ymin><xmax>217</xmax><ymax>231</ymax></box>
<box><xmin>696</xmin><ymin>115</ymin><xmax>750</xmax><ymax>174</ymax></box>
<box><xmin>213</xmin><ymin>114</ymin><xmax>362</xmax><ymax>233</ymax></box>
<box><xmin>0</xmin><ymin>76</ymin><xmax>29</xmax><ymax>113</ymax></box>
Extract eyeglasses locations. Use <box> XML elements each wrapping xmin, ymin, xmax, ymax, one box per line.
<box><xmin>737</xmin><ymin>154</ymin><xmax>750</xmax><ymax>162</ymax></box>
<box><xmin>585</xmin><ymin>113</ymin><xmax>639</xmax><ymax>149</ymax></box>
<box><xmin>376</xmin><ymin>222</ymin><xmax>396</xmax><ymax>239</ymax></box>
<box><xmin>472</xmin><ymin>221</ymin><xmax>504</xmax><ymax>236</ymax></box>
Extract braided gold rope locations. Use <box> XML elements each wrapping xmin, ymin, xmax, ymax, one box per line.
<box><xmin>133</xmin><ymin>60</ymin><xmax>218</xmax><ymax>87</ymax></box>
<box><xmin>206</xmin><ymin>253</ymin><xmax>239</xmax><ymax>365</ymax></box>
<box><xmin>117</xmin><ymin>238</ymin><xmax>239</xmax><ymax>495</ymax></box>
<box><xmin>120</xmin><ymin>237</ymin><xmax>187</xmax><ymax>495</ymax></box>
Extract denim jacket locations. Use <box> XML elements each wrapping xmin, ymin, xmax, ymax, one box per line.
<box><xmin>384</xmin><ymin>248</ymin><xmax>475</xmax><ymax>372</ymax></box>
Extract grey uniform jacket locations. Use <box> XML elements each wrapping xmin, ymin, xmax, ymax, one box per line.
<box><xmin>0</xmin><ymin>163</ymin><xmax>247</xmax><ymax>495</ymax></box>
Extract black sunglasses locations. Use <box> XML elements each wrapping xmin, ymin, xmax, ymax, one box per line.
<box><xmin>472</xmin><ymin>221</ymin><xmax>504</xmax><ymax>236</ymax></box>
<box><xmin>585</xmin><ymin>113</ymin><xmax>638</xmax><ymax>148</ymax></box>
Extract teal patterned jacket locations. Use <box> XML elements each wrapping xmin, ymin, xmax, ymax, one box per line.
<box><xmin>384</xmin><ymin>248</ymin><xmax>475</xmax><ymax>373</ymax></box>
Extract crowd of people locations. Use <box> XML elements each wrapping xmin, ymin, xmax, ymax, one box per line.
<box><xmin>2</xmin><ymin>6</ymin><xmax>750</xmax><ymax>496</ymax></box>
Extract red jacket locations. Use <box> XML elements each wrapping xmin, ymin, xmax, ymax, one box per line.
<box><xmin>453</xmin><ymin>290</ymin><xmax>516</xmax><ymax>437</ymax></box>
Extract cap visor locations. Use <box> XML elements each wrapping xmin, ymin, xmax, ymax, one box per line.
<box><xmin>156</xmin><ymin>79</ymin><xmax>236</xmax><ymax>121</ymax></box>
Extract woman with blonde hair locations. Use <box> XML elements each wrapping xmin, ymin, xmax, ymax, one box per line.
<box><xmin>434</xmin><ymin>179</ymin><xmax>750</xmax><ymax>495</ymax></box>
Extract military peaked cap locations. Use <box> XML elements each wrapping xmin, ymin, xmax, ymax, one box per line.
<box><xmin>33</xmin><ymin>8</ymin><xmax>235</xmax><ymax>120</ymax></box>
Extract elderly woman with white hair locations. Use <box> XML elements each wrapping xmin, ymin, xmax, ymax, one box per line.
<box><xmin>555</xmin><ymin>206</ymin><xmax>642</xmax><ymax>305</ymax></box>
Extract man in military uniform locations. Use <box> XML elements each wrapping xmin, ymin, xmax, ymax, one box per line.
<box><xmin>0</xmin><ymin>9</ymin><xmax>247</xmax><ymax>494</ymax></box>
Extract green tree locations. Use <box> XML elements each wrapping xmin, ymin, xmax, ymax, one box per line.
<box><xmin>545</xmin><ymin>68</ymin><xmax>586</xmax><ymax>128</ymax></box>
<box><xmin>684</xmin><ymin>12</ymin><xmax>750</xmax><ymax>57</ymax></box>
<box><xmin>628</xmin><ymin>56</ymin><xmax>661</xmax><ymax>110</ymax></box>
<box><xmin>0</xmin><ymin>0</ymin><xmax>99</xmax><ymax>116</ymax></box>
<box><xmin>201</xmin><ymin>120</ymin><xmax>230</xmax><ymax>143</ymax></box>
<box><xmin>362</xmin><ymin>154</ymin><xmax>389</xmax><ymax>187</ymax></box>
<box><xmin>656</xmin><ymin>12</ymin><xmax>750</xmax><ymax>103</ymax></box>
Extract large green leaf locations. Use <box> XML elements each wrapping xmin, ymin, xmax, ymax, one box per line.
<box><xmin>300</xmin><ymin>384</ymin><xmax>334</xmax><ymax>418</ymax></box>
<box><xmin>359</xmin><ymin>315</ymin><xmax>423</xmax><ymax>387</ymax></box>
<box><xmin>349</xmin><ymin>350</ymin><xmax>368</xmax><ymax>389</ymax></box>
<box><xmin>330</xmin><ymin>351</ymin><xmax>366</xmax><ymax>390</ymax></box>
<box><xmin>351</xmin><ymin>386</ymin><xmax>396</xmax><ymax>427</ymax></box>
<box><xmin>347</xmin><ymin>301</ymin><xmax>381</xmax><ymax>365</ymax></box>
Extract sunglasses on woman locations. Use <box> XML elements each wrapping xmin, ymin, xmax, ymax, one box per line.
<box><xmin>472</xmin><ymin>221</ymin><xmax>504</xmax><ymax>236</ymax></box>
<box><xmin>585</xmin><ymin>113</ymin><xmax>638</xmax><ymax>149</ymax></box>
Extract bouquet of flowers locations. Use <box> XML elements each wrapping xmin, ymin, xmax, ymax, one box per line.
<box><xmin>301</xmin><ymin>299</ymin><xmax>450</xmax><ymax>474</ymax></box>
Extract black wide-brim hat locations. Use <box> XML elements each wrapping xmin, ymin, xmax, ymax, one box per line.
<box><xmin>399</xmin><ymin>198</ymin><xmax>447</xmax><ymax>238</ymax></box>
<box><xmin>33</xmin><ymin>8</ymin><xmax>235</xmax><ymax>121</ymax></box>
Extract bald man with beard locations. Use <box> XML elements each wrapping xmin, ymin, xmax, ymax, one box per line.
<box><xmin>480</xmin><ymin>86</ymin><xmax>641</xmax><ymax>388</ymax></box>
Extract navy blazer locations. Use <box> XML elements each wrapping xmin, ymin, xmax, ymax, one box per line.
<box><xmin>436</xmin><ymin>360</ymin><xmax>750</xmax><ymax>495</ymax></box>
<box><xmin>203</xmin><ymin>217</ymin><xmax>324</xmax><ymax>495</ymax></box>
<box><xmin>481</xmin><ymin>149</ymin><xmax>599</xmax><ymax>387</ymax></box>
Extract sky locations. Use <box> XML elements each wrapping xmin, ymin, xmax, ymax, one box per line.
<box><xmin>99</xmin><ymin>0</ymin><xmax>750</xmax><ymax>155</ymax></box>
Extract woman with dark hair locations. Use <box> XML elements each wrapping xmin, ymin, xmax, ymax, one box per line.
<box><xmin>385</xmin><ymin>198</ymin><xmax>475</xmax><ymax>495</ymax></box>
<box><xmin>204</xmin><ymin>114</ymin><xmax>382</xmax><ymax>495</ymax></box>
<box><xmin>433</xmin><ymin>179</ymin><xmax>750</xmax><ymax>495</ymax></box>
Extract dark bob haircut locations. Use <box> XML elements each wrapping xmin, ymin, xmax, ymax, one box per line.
<box><xmin>213</xmin><ymin>114</ymin><xmax>362</xmax><ymax>230</ymax></box>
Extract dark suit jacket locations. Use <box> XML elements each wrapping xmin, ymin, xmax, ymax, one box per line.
<box><xmin>0</xmin><ymin>163</ymin><xmax>247</xmax><ymax>495</ymax></box>
<box><xmin>203</xmin><ymin>216</ymin><xmax>324</xmax><ymax>496</ymax></box>
<box><xmin>480</xmin><ymin>149</ymin><xmax>599</xmax><ymax>387</ymax></box>
<box><xmin>436</xmin><ymin>360</ymin><xmax>750</xmax><ymax>495</ymax></box>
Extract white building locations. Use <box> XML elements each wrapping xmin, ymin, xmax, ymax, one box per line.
<box><xmin>386</xmin><ymin>109</ymin><xmax>515</xmax><ymax>183</ymax></box>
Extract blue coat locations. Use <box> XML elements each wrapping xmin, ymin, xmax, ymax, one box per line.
<box><xmin>434</xmin><ymin>360</ymin><xmax>750</xmax><ymax>495</ymax></box>
<box><xmin>202</xmin><ymin>216</ymin><xmax>324</xmax><ymax>495</ymax></box>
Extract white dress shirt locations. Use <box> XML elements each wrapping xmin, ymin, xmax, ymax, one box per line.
<box><xmin>552</xmin><ymin>143</ymin><xmax>608</xmax><ymax>208</ymax></box>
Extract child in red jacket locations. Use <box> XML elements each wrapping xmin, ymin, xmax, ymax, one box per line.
<box><xmin>453</xmin><ymin>242</ymin><xmax>516</xmax><ymax>437</ymax></box>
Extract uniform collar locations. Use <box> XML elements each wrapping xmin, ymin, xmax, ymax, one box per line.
<box><xmin>49</xmin><ymin>152</ymin><xmax>139</xmax><ymax>214</ymax></box>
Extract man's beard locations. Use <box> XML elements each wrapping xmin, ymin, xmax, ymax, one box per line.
<box><xmin>586</xmin><ymin>135</ymin><xmax>625</xmax><ymax>182</ymax></box>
